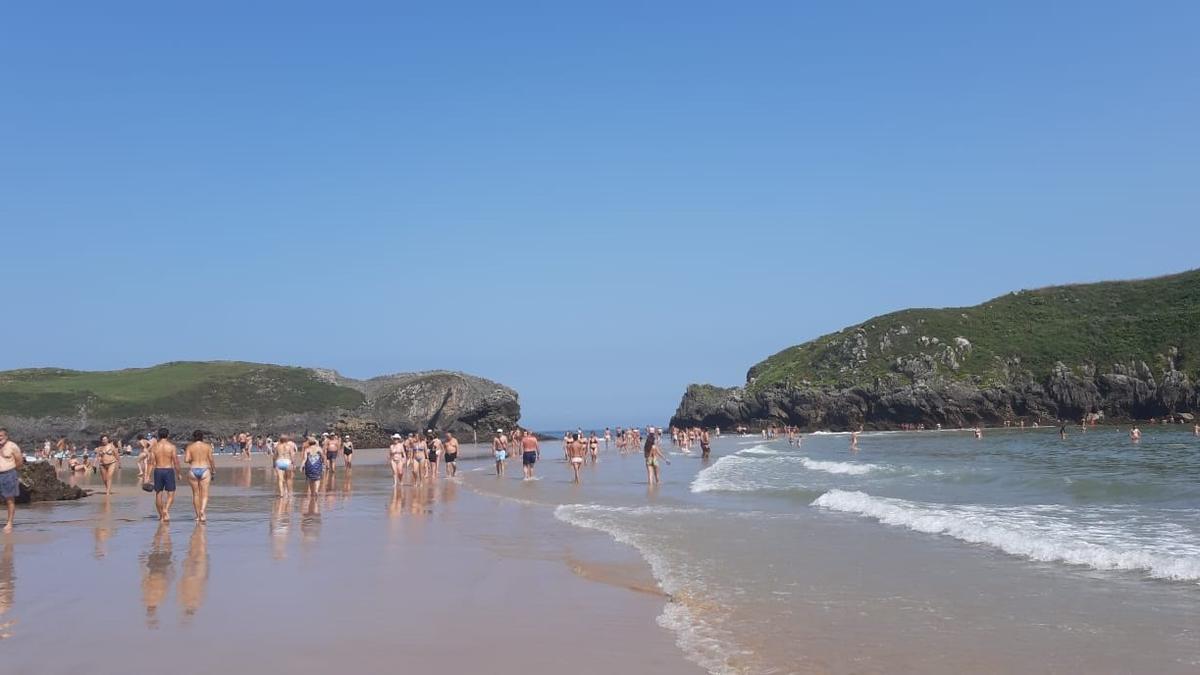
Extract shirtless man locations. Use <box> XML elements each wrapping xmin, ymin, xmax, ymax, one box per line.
<box><xmin>184</xmin><ymin>431</ymin><xmax>215</xmax><ymax>522</ymax></box>
<box><xmin>566</xmin><ymin>434</ymin><xmax>586</xmax><ymax>483</ymax></box>
<box><xmin>95</xmin><ymin>434</ymin><xmax>121</xmax><ymax>495</ymax></box>
<box><xmin>323</xmin><ymin>433</ymin><xmax>340</xmax><ymax>473</ymax></box>
<box><xmin>239</xmin><ymin>432</ymin><xmax>252</xmax><ymax>461</ymax></box>
<box><xmin>135</xmin><ymin>434</ymin><xmax>152</xmax><ymax>478</ymax></box>
<box><xmin>0</xmin><ymin>429</ymin><xmax>24</xmax><ymax>532</ymax></box>
<box><xmin>443</xmin><ymin>432</ymin><xmax>459</xmax><ymax>478</ymax></box>
<box><xmin>492</xmin><ymin>430</ymin><xmax>508</xmax><ymax>476</ymax></box>
<box><xmin>700</xmin><ymin>428</ymin><xmax>712</xmax><ymax>459</ymax></box>
<box><xmin>147</xmin><ymin>428</ymin><xmax>180</xmax><ymax>522</ymax></box>
<box><xmin>1130</xmin><ymin>426</ymin><xmax>1141</xmax><ymax>442</ymax></box>
<box><xmin>520</xmin><ymin>432</ymin><xmax>540</xmax><ymax>480</ymax></box>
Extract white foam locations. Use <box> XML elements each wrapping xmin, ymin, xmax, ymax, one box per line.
<box><xmin>799</xmin><ymin>457</ymin><xmax>880</xmax><ymax>475</ymax></box>
<box><xmin>554</xmin><ymin>504</ymin><xmax>752</xmax><ymax>673</ymax></box>
<box><xmin>812</xmin><ymin>490</ymin><xmax>1200</xmax><ymax>582</ymax></box>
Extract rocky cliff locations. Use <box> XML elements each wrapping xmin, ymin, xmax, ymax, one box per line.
<box><xmin>0</xmin><ymin>362</ymin><xmax>521</xmax><ymax>444</ymax></box>
<box><xmin>672</xmin><ymin>270</ymin><xmax>1200</xmax><ymax>430</ymax></box>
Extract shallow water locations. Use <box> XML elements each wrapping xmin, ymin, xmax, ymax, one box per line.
<box><xmin>464</xmin><ymin>428</ymin><xmax>1200</xmax><ymax>673</ymax></box>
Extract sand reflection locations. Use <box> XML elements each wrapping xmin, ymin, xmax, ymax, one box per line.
<box><xmin>270</xmin><ymin>497</ymin><xmax>291</xmax><ymax>560</ymax></box>
<box><xmin>0</xmin><ymin>540</ymin><xmax>14</xmax><ymax>639</ymax></box>
<box><xmin>93</xmin><ymin>497</ymin><xmax>114</xmax><ymax>559</ymax></box>
<box><xmin>140</xmin><ymin>524</ymin><xmax>174</xmax><ymax>629</ymax></box>
<box><xmin>300</xmin><ymin>494</ymin><xmax>321</xmax><ymax>553</ymax></box>
<box><xmin>178</xmin><ymin>524</ymin><xmax>208</xmax><ymax>622</ymax></box>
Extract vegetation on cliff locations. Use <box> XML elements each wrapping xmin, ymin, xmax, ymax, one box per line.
<box><xmin>0</xmin><ymin>362</ymin><xmax>364</xmax><ymax>419</ymax></box>
<box><xmin>747</xmin><ymin>269</ymin><xmax>1200</xmax><ymax>391</ymax></box>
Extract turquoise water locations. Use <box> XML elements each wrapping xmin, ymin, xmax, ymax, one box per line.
<box><xmin>465</xmin><ymin>428</ymin><xmax>1200</xmax><ymax>673</ymax></box>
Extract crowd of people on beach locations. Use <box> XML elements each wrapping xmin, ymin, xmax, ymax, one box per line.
<box><xmin>3</xmin><ymin>418</ymin><xmax>1197</xmax><ymax>532</ymax></box>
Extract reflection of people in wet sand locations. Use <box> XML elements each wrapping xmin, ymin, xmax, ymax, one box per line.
<box><xmin>178</xmin><ymin>524</ymin><xmax>208</xmax><ymax>621</ymax></box>
<box><xmin>300</xmin><ymin>494</ymin><xmax>321</xmax><ymax>550</ymax></box>
<box><xmin>269</xmin><ymin>497</ymin><xmax>291</xmax><ymax>561</ymax></box>
<box><xmin>140</xmin><ymin>524</ymin><xmax>174</xmax><ymax>629</ymax></box>
<box><xmin>93</xmin><ymin>497</ymin><xmax>114</xmax><ymax>559</ymax></box>
<box><xmin>0</xmin><ymin>540</ymin><xmax>14</xmax><ymax>639</ymax></box>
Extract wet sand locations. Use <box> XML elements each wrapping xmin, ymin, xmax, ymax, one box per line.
<box><xmin>0</xmin><ymin>450</ymin><xmax>700</xmax><ymax>675</ymax></box>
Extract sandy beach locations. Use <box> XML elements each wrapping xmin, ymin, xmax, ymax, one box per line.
<box><xmin>0</xmin><ymin>449</ymin><xmax>700</xmax><ymax>675</ymax></box>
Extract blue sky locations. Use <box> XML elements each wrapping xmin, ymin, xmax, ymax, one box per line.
<box><xmin>2</xmin><ymin>1</ymin><xmax>1197</xmax><ymax>428</ymax></box>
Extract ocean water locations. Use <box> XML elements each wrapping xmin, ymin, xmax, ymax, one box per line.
<box><xmin>465</xmin><ymin>428</ymin><xmax>1200</xmax><ymax>674</ymax></box>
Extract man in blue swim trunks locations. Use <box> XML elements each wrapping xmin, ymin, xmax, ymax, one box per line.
<box><xmin>147</xmin><ymin>428</ymin><xmax>180</xmax><ymax>522</ymax></box>
<box><xmin>520</xmin><ymin>432</ymin><xmax>540</xmax><ymax>480</ymax></box>
<box><xmin>0</xmin><ymin>429</ymin><xmax>24</xmax><ymax>533</ymax></box>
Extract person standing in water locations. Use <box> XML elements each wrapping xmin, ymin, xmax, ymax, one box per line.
<box><xmin>1059</xmin><ymin>423</ymin><xmax>1068</xmax><ymax>439</ymax></box>
<box><xmin>184</xmin><ymin>430</ymin><xmax>215</xmax><ymax>522</ymax></box>
<box><xmin>520</xmin><ymin>432</ymin><xmax>540</xmax><ymax>480</ymax></box>
<box><xmin>1130</xmin><ymin>427</ymin><xmax>1142</xmax><ymax>442</ymax></box>
<box><xmin>0</xmin><ymin>429</ymin><xmax>24</xmax><ymax>533</ymax></box>
<box><xmin>492</xmin><ymin>430</ymin><xmax>508</xmax><ymax>476</ymax></box>
<box><xmin>443</xmin><ymin>432</ymin><xmax>459</xmax><ymax>478</ymax></box>
<box><xmin>567</xmin><ymin>434</ymin><xmax>586</xmax><ymax>483</ymax></box>
<box><xmin>148</xmin><ymin>428</ymin><xmax>180</xmax><ymax>522</ymax></box>
<box><xmin>273</xmin><ymin>434</ymin><xmax>296</xmax><ymax>497</ymax></box>
<box><xmin>644</xmin><ymin>429</ymin><xmax>665</xmax><ymax>485</ymax></box>
<box><xmin>700</xmin><ymin>428</ymin><xmax>712</xmax><ymax>459</ymax></box>
<box><xmin>342</xmin><ymin>435</ymin><xmax>354</xmax><ymax>469</ymax></box>
<box><xmin>95</xmin><ymin>434</ymin><xmax>120</xmax><ymax>495</ymax></box>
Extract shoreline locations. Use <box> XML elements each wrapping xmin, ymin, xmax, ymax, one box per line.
<box><xmin>2</xmin><ymin>454</ymin><xmax>702</xmax><ymax>675</ymax></box>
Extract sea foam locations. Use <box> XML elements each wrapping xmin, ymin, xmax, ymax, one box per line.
<box><xmin>812</xmin><ymin>489</ymin><xmax>1200</xmax><ymax>582</ymax></box>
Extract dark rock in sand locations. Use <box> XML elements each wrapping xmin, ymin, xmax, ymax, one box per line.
<box><xmin>17</xmin><ymin>462</ymin><xmax>87</xmax><ymax>503</ymax></box>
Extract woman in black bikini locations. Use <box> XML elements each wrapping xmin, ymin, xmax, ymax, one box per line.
<box><xmin>96</xmin><ymin>434</ymin><xmax>120</xmax><ymax>495</ymax></box>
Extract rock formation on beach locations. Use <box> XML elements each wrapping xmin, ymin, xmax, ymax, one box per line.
<box><xmin>17</xmin><ymin>462</ymin><xmax>87</xmax><ymax>502</ymax></box>
<box><xmin>672</xmin><ymin>270</ymin><xmax>1200</xmax><ymax>430</ymax></box>
<box><xmin>0</xmin><ymin>362</ymin><xmax>521</xmax><ymax>444</ymax></box>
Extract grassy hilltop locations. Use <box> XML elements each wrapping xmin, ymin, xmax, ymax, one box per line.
<box><xmin>0</xmin><ymin>361</ymin><xmax>364</xmax><ymax>419</ymax></box>
<box><xmin>747</xmin><ymin>269</ymin><xmax>1200</xmax><ymax>391</ymax></box>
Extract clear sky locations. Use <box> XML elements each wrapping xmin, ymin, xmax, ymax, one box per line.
<box><xmin>2</xmin><ymin>2</ymin><xmax>1197</xmax><ymax>429</ymax></box>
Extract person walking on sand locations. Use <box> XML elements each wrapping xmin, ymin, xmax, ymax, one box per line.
<box><xmin>426</xmin><ymin>431</ymin><xmax>442</xmax><ymax>480</ymax></box>
<box><xmin>135</xmin><ymin>434</ymin><xmax>151</xmax><ymax>478</ymax></box>
<box><xmin>567</xmin><ymin>434</ymin><xmax>586</xmax><ymax>483</ymax></box>
<box><xmin>148</xmin><ymin>428</ymin><xmax>180</xmax><ymax>522</ymax></box>
<box><xmin>342</xmin><ymin>435</ymin><xmax>354</xmax><ymax>469</ymax></box>
<box><xmin>323</xmin><ymin>433</ymin><xmax>340</xmax><ymax>473</ymax></box>
<box><xmin>301</xmin><ymin>437</ymin><xmax>324</xmax><ymax>496</ymax></box>
<box><xmin>443</xmin><ymin>432</ymin><xmax>459</xmax><ymax>478</ymax></box>
<box><xmin>95</xmin><ymin>434</ymin><xmax>120</xmax><ymax>495</ymax></box>
<box><xmin>520</xmin><ymin>432</ymin><xmax>540</xmax><ymax>480</ymax></box>
<box><xmin>0</xmin><ymin>429</ymin><xmax>24</xmax><ymax>532</ymax></box>
<box><xmin>492</xmin><ymin>430</ymin><xmax>508</xmax><ymax>476</ymax></box>
<box><xmin>388</xmin><ymin>434</ymin><xmax>406</xmax><ymax>487</ymax></box>
<box><xmin>273</xmin><ymin>434</ymin><xmax>297</xmax><ymax>497</ymax></box>
<box><xmin>184</xmin><ymin>430</ymin><xmax>215</xmax><ymax>522</ymax></box>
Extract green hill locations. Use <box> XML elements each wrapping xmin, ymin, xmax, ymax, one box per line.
<box><xmin>747</xmin><ymin>269</ymin><xmax>1200</xmax><ymax>391</ymax></box>
<box><xmin>673</xmin><ymin>270</ymin><xmax>1200</xmax><ymax>430</ymax></box>
<box><xmin>0</xmin><ymin>361</ymin><xmax>364</xmax><ymax>419</ymax></box>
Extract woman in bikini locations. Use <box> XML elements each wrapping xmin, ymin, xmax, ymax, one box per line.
<box><xmin>95</xmin><ymin>434</ymin><xmax>120</xmax><ymax>495</ymax></box>
<box><xmin>273</xmin><ymin>434</ymin><xmax>296</xmax><ymax>497</ymax></box>
<box><xmin>388</xmin><ymin>434</ymin><xmax>406</xmax><ymax>487</ymax></box>
<box><xmin>184</xmin><ymin>430</ymin><xmax>215</xmax><ymax>522</ymax></box>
